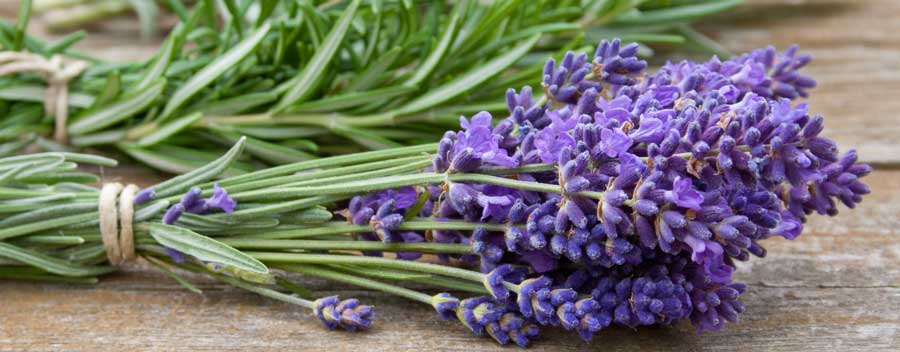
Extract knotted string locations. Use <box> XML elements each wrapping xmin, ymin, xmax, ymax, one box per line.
<box><xmin>0</xmin><ymin>52</ymin><xmax>88</xmax><ymax>144</ymax></box>
<box><xmin>99</xmin><ymin>183</ymin><xmax>139</xmax><ymax>266</ymax></box>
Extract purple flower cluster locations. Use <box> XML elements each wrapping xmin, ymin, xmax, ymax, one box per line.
<box><xmin>162</xmin><ymin>183</ymin><xmax>237</xmax><ymax>225</ymax></box>
<box><xmin>345</xmin><ymin>40</ymin><xmax>870</xmax><ymax>343</ymax></box>
<box><xmin>430</xmin><ymin>292</ymin><xmax>539</xmax><ymax>347</ymax></box>
<box><xmin>157</xmin><ymin>184</ymin><xmax>237</xmax><ymax>263</ymax></box>
<box><xmin>345</xmin><ymin>186</ymin><xmax>432</xmax><ymax>260</ymax></box>
<box><xmin>313</xmin><ymin>296</ymin><xmax>375</xmax><ymax>331</ymax></box>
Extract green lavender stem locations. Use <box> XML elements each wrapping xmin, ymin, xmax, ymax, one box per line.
<box><xmin>219</xmin><ymin>239</ymin><xmax>472</xmax><ymax>254</ymax></box>
<box><xmin>229</xmin><ymin>172</ymin><xmax>605</xmax><ymax>203</ymax></box>
<box><xmin>224</xmin><ymin>220</ymin><xmax>508</xmax><ymax>240</ymax></box>
<box><xmin>210</xmin><ymin>143</ymin><xmax>438</xmax><ymax>188</ymax></box>
<box><xmin>156</xmin><ymin>257</ymin><xmax>316</xmax><ymax>309</ymax></box>
<box><xmin>250</xmin><ymin>252</ymin><xmax>486</xmax><ymax>283</ymax></box>
<box><xmin>249</xmin><ymin>252</ymin><xmax>520</xmax><ymax>294</ymax></box>
<box><xmin>280</xmin><ymin>264</ymin><xmax>434</xmax><ymax>304</ymax></box>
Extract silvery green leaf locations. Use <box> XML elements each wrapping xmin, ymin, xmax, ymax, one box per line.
<box><xmin>273</xmin><ymin>0</ymin><xmax>362</xmax><ymax>111</ymax></box>
<box><xmin>331</xmin><ymin>125</ymin><xmax>401</xmax><ymax>150</ymax></box>
<box><xmin>611</xmin><ymin>0</ymin><xmax>742</xmax><ymax>26</ymax></box>
<box><xmin>194</xmin><ymin>91</ymin><xmax>279</xmax><ymax>115</ymax></box>
<box><xmin>0</xmin><ymin>242</ymin><xmax>115</xmax><ymax>277</ymax></box>
<box><xmin>395</xmin><ymin>34</ymin><xmax>540</xmax><ymax>115</ymax></box>
<box><xmin>158</xmin><ymin>21</ymin><xmax>273</xmax><ymax>122</ymax></box>
<box><xmin>14</xmin><ymin>0</ymin><xmax>32</xmax><ymax>51</ymax></box>
<box><xmin>144</xmin><ymin>137</ymin><xmax>246</xmax><ymax>198</ymax></box>
<box><xmin>208</xmin><ymin>131</ymin><xmax>313</xmax><ymax>165</ymax></box>
<box><xmin>136</xmin><ymin>112</ymin><xmax>204</xmax><ymax>147</ymax></box>
<box><xmin>133</xmin><ymin>34</ymin><xmax>176</xmax><ymax>92</ymax></box>
<box><xmin>288</xmin><ymin>85</ymin><xmax>417</xmax><ymax>113</ymax></box>
<box><xmin>345</xmin><ymin>46</ymin><xmax>402</xmax><ymax>92</ymax></box>
<box><xmin>407</xmin><ymin>10</ymin><xmax>460</xmax><ymax>86</ymax></box>
<box><xmin>149</xmin><ymin>223</ymin><xmax>269</xmax><ymax>274</ymax></box>
<box><xmin>91</xmin><ymin>70</ymin><xmax>121</xmax><ymax>108</ymax></box>
<box><xmin>126</xmin><ymin>0</ymin><xmax>159</xmax><ymax>39</ymax></box>
<box><xmin>69</xmin><ymin>79</ymin><xmax>166</xmax><ymax>135</ymax></box>
<box><xmin>0</xmin><ymin>85</ymin><xmax>94</xmax><ymax>108</ymax></box>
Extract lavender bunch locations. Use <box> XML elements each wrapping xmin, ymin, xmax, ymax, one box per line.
<box><xmin>0</xmin><ymin>39</ymin><xmax>870</xmax><ymax>347</ymax></box>
<box><xmin>339</xmin><ymin>40</ymin><xmax>870</xmax><ymax>340</ymax></box>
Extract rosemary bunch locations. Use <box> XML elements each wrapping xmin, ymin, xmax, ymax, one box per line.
<box><xmin>0</xmin><ymin>0</ymin><xmax>740</xmax><ymax>173</ymax></box>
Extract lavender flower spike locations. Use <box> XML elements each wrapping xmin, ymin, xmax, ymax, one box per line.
<box><xmin>314</xmin><ymin>296</ymin><xmax>375</xmax><ymax>332</ymax></box>
<box><xmin>163</xmin><ymin>204</ymin><xmax>185</xmax><ymax>225</ymax></box>
<box><xmin>431</xmin><ymin>293</ymin><xmax>460</xmax><ymax>320</ymax></box>
<box><xmin>207</xmin><ymin>183</ymin><xmax>237</xmax><ymax>213</ymax></box>
<box><xmin>134</xmin><ymin>188</ymin><xmax>155</xmax><ymax>205</ymax></box>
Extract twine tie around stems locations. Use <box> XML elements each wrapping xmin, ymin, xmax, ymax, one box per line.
<box><xmin>0</xmin><ymin>51</ymin><xmax>88</xmax><ymax>144</ymax></box>
<box><xmin>99</xmin><ymin>183</ymin><xmax>139</xmax><ymax>266</ymax></box>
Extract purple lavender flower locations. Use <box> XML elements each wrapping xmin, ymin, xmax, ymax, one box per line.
<box><xmin>542</xmin><ymin>51</ymin><xmax>597</xmax><ymax>104</ymax></box>
<box><xmin>598</xmin><ymin>127</ymin><xmax>632</xmax><ymax>158</ymax></box>
<box><xmin>457</xmin><ymin>296</ymin><xmax>504</xmax><ymax>336</ymax></box>
<box><xmin>313</xmin><ymin>296</ymin><xmax>375</xmax><ymax>332</ymax></box>
<box><xmin>168</xmin><ymin>184</ymin><xmax>239</xmax><ymax>219</ymax></box>
<box><xmin>438</xmin><ymin>112</ymin><xmax>517</xmax><ymax>173</ymax></box>
<box><xmin>533</xmin><ymin>108</ymin><xmax>578</xmax><ymax>163</ymax></box>
<box><xmin>134</xmin><ymin>188</ymin><xmax>155</xmax><ymax>205</ymax></box>
<box><xmin>507</xmin><ymin>86</ymin><xmax>549</xmax><ymax>128</ymax></box>
<box><xmin>163</xmin><ymin>203</ymin><xmax>185</xmax><ymax>225</ymax></box>
<box><xmin>483</xmin><ymin>264</ymin><xmax>527</xmax><ymax>301</ymax></box>
<box><xmin>593</xmin><ymin>39</ymin><xmax>646</xmax><ymax>88</ymax></box>
<box><xmin>666</xmin><ymin>177</ymin><xmax>704</xmax><ymax>210</ymax></box>
<box><xmin>165</xmin><ymin>247</ymin><xmax>185</xmax><ymax>263</ymax></box>
<box><xmin>370</xmin><ymin>200</ymin><xmax>405</xmax><ymax>242</ymax></box>
<box><xmin>476</xmin><ymin>185</ymin><xmax>517</xmax><ymax>222</ymax></box>
<box><xmin>395</xmin><ymin>231</ymin><xmax>425</xmax><ymax>260</ymax></box>
<box><xmin>487</xmin><ymin>311</ymin><xmax>539</xmax><ymax>347</ymax></box>
<box><xmin>683</xmin><ymin>236</ymin><xmax>733</xmax><ymax>284</ymax></box>
<box><xmin>441</xmin><ymin>292</ymin><xmax>539</xmax><ymax>346</ymax></box>
<box><xmin>207</xmin><ymin>183</ymin><xmax>236</xmax><ymax>213</ymax></box>
<box><xmin>689</xmin><ymin>279</ymin><xmax>746</xmax><ymax>334</ymax></box>
<box><xmin>180</xmin><ymin>187</ymin><xmax>207</xmax><ymax>214</ymax></box>
<box><xmin>432</xmin><ymin>292</ymin><xmax>460</xmax><ymax>320</ymax></box>
<box><xmin>344</xmin><ymin>40</ymin><xmax>871</xmax><ymax>341</ymax></box>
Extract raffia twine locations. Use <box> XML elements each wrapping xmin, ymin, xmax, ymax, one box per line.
<box><xmin>0</xmin><ymin>51</ymin><xmax>88</xmax><ymax>144</ymax></box>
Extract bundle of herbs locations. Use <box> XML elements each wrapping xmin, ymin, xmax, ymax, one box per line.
<box><xmin>0</xmin><ymin>0</ymin><xmax>740</xmax><ymax>173</ymax></box>
<box><xmin>0</xmin><ymin>40</ymin><xmax>871</xmax><ymax>347</ymax></box>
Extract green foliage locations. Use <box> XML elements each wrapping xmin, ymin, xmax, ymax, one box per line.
<box><xmin>2</xmin><ymin>0</ymin><xmax>740</xmax><ymax>173</ymax></box>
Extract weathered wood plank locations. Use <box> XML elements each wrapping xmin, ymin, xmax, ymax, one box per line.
<box><xmin>0</xmin><ymin>274</ymin><xmax>897</xmax><ymax>351</ymax></box>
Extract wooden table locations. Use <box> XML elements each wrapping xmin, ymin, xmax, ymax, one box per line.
<box><xmin>1</xmin><ymin>1</ymin><xmax>898</xmax><ymax>350</ymax></box>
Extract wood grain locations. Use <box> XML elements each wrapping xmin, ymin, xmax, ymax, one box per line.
<box><xmin>1</xmin><ymin>0</ymin><xmax>899</xmax><ymax>351</ymax></box>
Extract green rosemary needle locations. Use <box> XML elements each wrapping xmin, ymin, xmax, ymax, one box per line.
<box><xmin>0</xmin><ymin>0</ymin><xmax>741</xmax><ymax>172</ymax></box>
